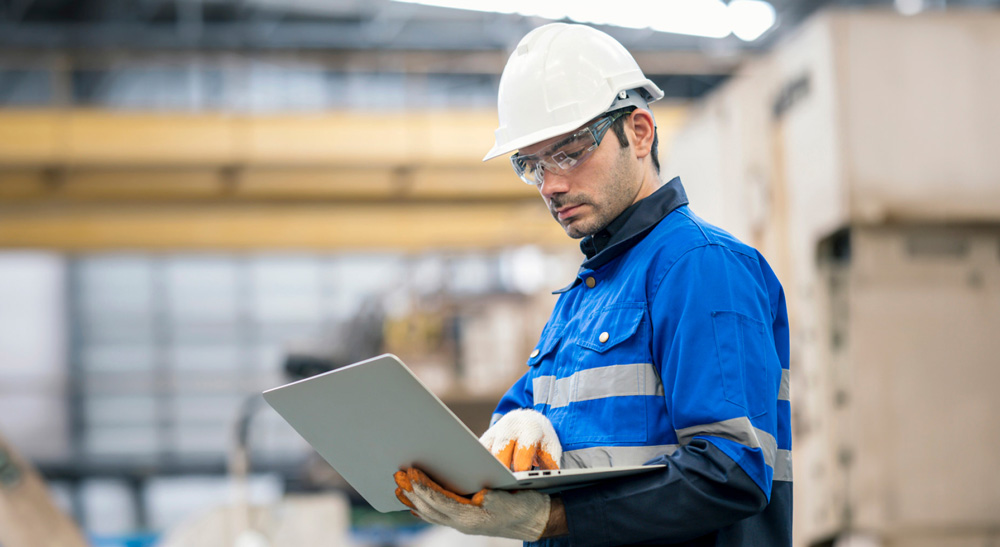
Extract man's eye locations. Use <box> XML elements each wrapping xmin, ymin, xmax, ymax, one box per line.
<box><xmin>554</xmin><ymin>145</ymin><xmax>588</xmax><ymax>162</ymax></box>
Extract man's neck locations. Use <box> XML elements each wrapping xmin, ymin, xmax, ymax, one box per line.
<box><xmin>578</xmin><ymin>174</ymin><xmax>678</xmax><ymax>260</ymax></box>
<box><xmin>631</xmin><ymin>166</ymin><xmax>663</xmax><ymax>205</ymax></box>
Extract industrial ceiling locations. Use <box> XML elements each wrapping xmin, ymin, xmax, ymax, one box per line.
<box><xmin>1</xmin><ymin>0</ymin><xmax>998</xmax><ymax>107</ymax></box>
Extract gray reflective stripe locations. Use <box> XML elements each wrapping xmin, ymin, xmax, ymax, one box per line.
<box><xmin>562</xmin><ymin>444</ymin><xmax>679</xmax><ymax>469</ymax></box>
<box><xmin>532</xmin><ymin>363</ymin><xmax>663</xmax><ymax>409</ymax></box>
<box><xmin>676</xmin><ymin>416</ymin><xmax>778</xmax><ymax>468</ymax></box>
<box><xmin>531</xmin><ymin>375</ymin><xmax>560</xmax><ymax>407</ymax></box>
<box><xmin>490</xmin><ymin>413</ymin><xmax>503</xmax><ymax>428</ymax></box>
<box><xmin>774</xmin><ymin>449</ymin><xmax>793</xmax><ymax>482</ymax></box>
<box><xmin>779</xmin><ymin>369</ymin><xmax>790</xmax><ymax>401</ymax></box>
<box><xmin>565</xmin><ymin>444</ymin><xmax>792</xmax><ymax>482</ymax></box>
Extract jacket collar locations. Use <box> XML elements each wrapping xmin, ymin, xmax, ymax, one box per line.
<box><xmin>553</xmin><ymin>176</ymin><xmax>689</xmax><ymax>294</ymax></box>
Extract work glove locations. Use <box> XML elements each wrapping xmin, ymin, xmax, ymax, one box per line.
<box><xmin>479</xmin><ymin>408</ymin><xmax>562</xmax><ymax>471</ymax></box>
<box><xmin>394</xmin><ymin>467</ymin><xmax>551</xmax><ymax>541</ymax></box>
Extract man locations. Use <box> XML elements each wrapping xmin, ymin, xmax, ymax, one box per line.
<box><xmin>394</xmin><ymin>23</ymin><xmax>792</xmax><ymax>546</ymax></box>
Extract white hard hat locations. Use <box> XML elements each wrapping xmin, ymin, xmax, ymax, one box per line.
<box><xmin>483</xmin><ymin>23</ymin><xmax>665</xmax><ymax>162</ymax></box>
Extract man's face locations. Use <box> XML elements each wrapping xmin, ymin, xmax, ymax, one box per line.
<box><xmin>520</xmin><ymin>120</ymin><xmax>642</xmax><ymax>239</ymax></box>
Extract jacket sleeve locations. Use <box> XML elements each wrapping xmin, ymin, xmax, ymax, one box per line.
<box><xmin>561</xmin><ymin>440</ymin><xmax>766</xmax><ymax>545</ymax></box>
<box><xmin>560</xmin><ymin>244</ymin><xmax>782</xmax><ymax>546</ymax></box>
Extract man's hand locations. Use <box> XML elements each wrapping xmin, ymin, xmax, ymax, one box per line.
<box><xmin>394</xmin><ymin>468</ymin><xmax>551</xmax><ymax>541</ymax></box>
<box><xmin>479</xmin><ymin>408</ymin><xmax>562</xmax><ymax>471</ymax></box>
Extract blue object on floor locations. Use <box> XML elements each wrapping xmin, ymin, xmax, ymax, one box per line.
<box><xmin>89</xmin><ymin>532</ymin><xmax>160</xmax><ymax>547</ymax></box>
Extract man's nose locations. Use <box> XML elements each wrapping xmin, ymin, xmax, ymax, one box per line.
<box><xmin>538</xmin><ymin>170</ymin><xmax>572</xmax><ymax>198</ymax></box>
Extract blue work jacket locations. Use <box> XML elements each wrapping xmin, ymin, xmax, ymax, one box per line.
<box><xmin>492</xmin><ymin>179</ymin><xmax>792</xmax><ymax>546</ymax></box>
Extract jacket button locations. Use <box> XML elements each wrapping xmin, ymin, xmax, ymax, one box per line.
<box><xmin>530</xmin><ymin>349</ymin><xmax>540</xmax><ymax>358</ymax></box>
<box><xmin>599</xmin><ymin>332</ymin><xmax>610</xmax><ymax>343</ymax></box>
<box><xmin>585</xmin><ymin>276</ymin><xmax>596</xmax><ymax>288</ymax></box>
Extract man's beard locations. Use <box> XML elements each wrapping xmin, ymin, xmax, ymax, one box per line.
<box><xmin>550</xmin><ymin>148</ymin><xmax>638</xmax><ymax>239</ymax></box>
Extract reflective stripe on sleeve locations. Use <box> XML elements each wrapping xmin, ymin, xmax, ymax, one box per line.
<box><xmin>676</xmin><ymin>416</ymin><xmax>778</xmax><ymax>468</ymax></box>
<box><xmin>565</xmin><ymin>443</ymin><xmax>793</xmax><ymax>482</ymax></box>
<box><xmin>562</xmin><ymin>444</ymin><xmax>679</xmax><ymax>469</ymax></box>
<box><xmin>774</xmin><ymin>449</ymin><xmax>793</xmax><ymax>482</ymax></box>
<box><xmin>490</xmin><ymin>413</ymin><xmax>503</xmax><ymax>428</ymax></box>
<box><xmin>779</xmin><ymin>369</ymin><xmax>790</xmax><ymax>402</ymax></box>
<box><xmin>532</xmin><ymin>363</ymin><xmax>663</xmax><ymax>409</ymax></box>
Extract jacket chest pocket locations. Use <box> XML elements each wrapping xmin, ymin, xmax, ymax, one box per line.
<box><xmin>574</xmin><ymin>304</ymin><xmax>649</xmax><ymax>357</ymax></box>
<box><xmin>527</xmin><ymin>323</ymin><xmax>563</xmax><ymax>369</ymax></box>
<box><xmin>555</xmin><ymin>304</ymin><xmax>658</xmax><ymax>447</ymax></box>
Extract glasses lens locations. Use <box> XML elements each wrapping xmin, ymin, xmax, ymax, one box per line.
<box><xmin>548</xmin><ymin>135</ymin><xmax>596</xmax><ymax>170</ymax></box>
<box><xmin>509</xmin><ymin>112</ymin><xmax>624</xmax><ymax>184</ymax></box>
<box><xmin>511</xmin><ymin>154</ymin><xmax>543</xmax><ymax>185</ymax></box>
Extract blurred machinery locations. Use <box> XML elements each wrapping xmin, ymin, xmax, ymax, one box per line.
<box><xmin>218</xmin><ymin>275</ymin><xmax>553</xmax><ymax>545</ymax></box>
<box><xmin>232</xmin><ymin>297</ymin><xmax>387</xmax><ymax>501</ymax></box>
<box><xmin>258</xmin><ymin>285</ymin><xmax>548</xmax><ymax>486</ymax></box>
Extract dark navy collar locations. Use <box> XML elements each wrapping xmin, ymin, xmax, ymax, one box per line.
<box><xmin>554</xmin><ymin>176</ymin><xmax>689</xmax><ymax>294</ymax></box>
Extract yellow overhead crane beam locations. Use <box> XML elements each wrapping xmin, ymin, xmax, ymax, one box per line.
<box><xmin>0</xmin><ymin>106</ymin><xmax>687</xmax><ymax>251</ymax></box>
<box><xmin>0</xmin><ymin>202</ymin><xmax>563</xmax><ymax>251</ymax></box>
<box><xmin>0</xmin><ymin>109</ymin><xmax>517</xmax><ymax>166</ymax></box>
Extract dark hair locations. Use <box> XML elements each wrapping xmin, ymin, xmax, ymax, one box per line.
<box><xmin>611</xmin><ymin>107</ymin><xmax>660</xmax><ymax>174</ymax></box>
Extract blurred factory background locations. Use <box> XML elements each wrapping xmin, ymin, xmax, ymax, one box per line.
<box><xmin>1</xmin><ymin>1</ymin><xmax>999</xmax><ymax>546</ymax></box>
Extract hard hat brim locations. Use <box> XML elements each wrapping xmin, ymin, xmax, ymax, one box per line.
<box><xmin>482</xmin><ymin>117</ymin><xmax>600</xmax><ymax>162</ymax></box>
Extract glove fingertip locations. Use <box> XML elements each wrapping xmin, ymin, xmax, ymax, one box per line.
<box><xmin>395</xmin><ymin>487</ymin><xmax>417</xmax><ymax>510</ymax></box>
<box><xmin>512</xmin><ymin>445</ymin><xmax>536</xmax><ymax>472</ymax></box>
<box><xmin>407</xmin><ymin>467</ymin><xmax>428</xmax><ymax>484</ymax></box>
<box><xmin>394</xmin><ymin>469</ymin><xmax>413</xmax><ymax>491</ymax></box>
<box><xmin>495</xmin><ymin>439</ymin><xmax>516</xmax><ymax>469</ymax></box>
<box><xmin>536</xmin><ymin>450</ymin><xmax>561</xmax><ymax>470</ymax></box>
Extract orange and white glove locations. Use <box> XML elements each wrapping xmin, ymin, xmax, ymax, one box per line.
<box><xmin>394</xmin><ymin>468</ymin><xmax>550</xmax><ymax>541</ymax></box>
<box><xmin>479</xmin><ymin>408</ymin><xmax>561</xmax><ymax>472</ymax></box>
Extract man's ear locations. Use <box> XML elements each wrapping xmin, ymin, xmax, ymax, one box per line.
<box><xmin>628</xmin><ymin>109</ymin><xmax>656</xmax><ymax>160</ymax></box>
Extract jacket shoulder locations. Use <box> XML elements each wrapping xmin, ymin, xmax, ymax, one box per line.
<box><xmin>641</xmin><ymin>206</ymin><xmax>758</xmax><ymax>264</ymax></box>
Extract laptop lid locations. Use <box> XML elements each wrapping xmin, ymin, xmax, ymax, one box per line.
<box><xmin>263</xmin><ymin>353</ymin><xmax>663</xmax><ymax>512</ymax></box>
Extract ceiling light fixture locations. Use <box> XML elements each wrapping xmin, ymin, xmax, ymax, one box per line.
<box><xmin>392</xmin><ymin>0</ymin><xmax>776</xmax><ymax>41</ymax></box>
<box><xmin>727</xmin><ymin>0</ymin><xmax>777</xmax><ymax>41</ymax></box>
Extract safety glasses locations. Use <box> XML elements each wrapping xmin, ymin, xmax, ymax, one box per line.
<box><xmin>509</xmin><ymin>109</ymin><xmax>629</xmax><ymax>185</ymax></box>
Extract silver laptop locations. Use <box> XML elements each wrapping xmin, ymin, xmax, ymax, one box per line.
<box><xmin>262</xmin><ymin>353</ymin><xmax>665</xmax><ymax>512</ymax></box>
